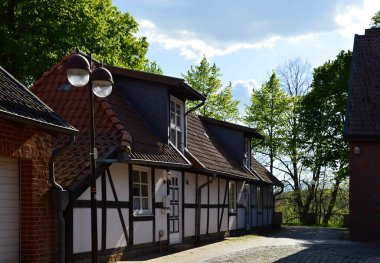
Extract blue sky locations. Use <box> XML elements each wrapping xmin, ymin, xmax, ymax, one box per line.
<box><xmin>113</xmin><ymin>0</ymin><xmax>377</xmax><ymax>115</ymax></box>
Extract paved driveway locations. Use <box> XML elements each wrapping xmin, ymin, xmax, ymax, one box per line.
<box><xmin>124</xmin><ymin>226</ymin><xmax>380</xmax><ymax>263</ymax></box>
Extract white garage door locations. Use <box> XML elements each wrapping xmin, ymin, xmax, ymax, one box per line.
<box><xmin>0</xmin><ymin>157</ymin><xmax>19</xmax><ymax>262</ymax></box>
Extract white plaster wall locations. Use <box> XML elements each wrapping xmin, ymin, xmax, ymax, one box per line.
<box><xmin>107</xmin><ymin>163</ymin><xmax>129</xmax><ymax>201</ymax></box>
<box><xmin>133</xmin><ymin>221</ymin><xmax>153</xmax><ymax>245</ymax></box>
<box><xmin>219</xmin><ymin>209</ymin><xmax>228</xmax><ymax>231</ymax></box>
<box><xmin>184</xmin><ymin>209</ymin><xmax>195</xmax><ymax>237</ymax></box>
<box><xmin>184</xmin><ymin>172</ymin><xmax>196</xmax><ymax>204</ymax></box>
<box><xmin>73</xmin><ymin>208</ymin><xmax>102</xmax><ymax>253</ymax></box>
<box><xmin>155</xmin><ymin>209</ymin><xmax>168</xmax><ymax>241</ymax></box>
<box><xmin>106</xmin><ymin>209</ymin><xmax>129</xmax><ymax>249</ymax></box>
<box><xmin>209</xmin><ymin>178</ymin><xmax>218</xmax><ymax>204</ymax></box>
<box><xmin>200</xmin><ymin>208</ymin><xmax>207</xmax><ymax>235</ymax></box>
<box><xmin>208</xmin><ymin>208</ymin><xmax>218</xmax><ymax>233</ymax></box>
<box><xmin>237</xmin><ymin>181</ymin><xmax>245</xmax><ymax>205</ymax></box>
<box><xmin>77</xmin><ymin>176</ymin><xmax>102</xmax><ymax>201</ymax></box>
<box><xmin>198</xmin><ymin>175</ymin><xmax>208</xmax><ymax>204</ymax></box>
<box><xmin>219</xmin><ymin>179</ymin><xmax>227</xmax><ymax>203</ymax></box>
<box><xmin>155</xmin><ymin>168</ymin><xmax>168</xmax><ymax>203</ymax></box>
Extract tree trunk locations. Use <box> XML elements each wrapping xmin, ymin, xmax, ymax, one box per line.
<box><xmin>322</xmin><ymin>178</ymin><xmax>341</xmax><ymax>225</ymax></box>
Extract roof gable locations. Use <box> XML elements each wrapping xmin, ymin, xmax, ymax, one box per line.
<box><xmin>345</xmin><ymin>27</ymin><xmax>380</xmax><ymax>140</ymax></box>
<box><xmin>31</xmin><ymin>55</ymin><xmax>190</xmax><ymax>189</ymax></box>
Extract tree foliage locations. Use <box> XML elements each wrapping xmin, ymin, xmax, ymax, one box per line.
<box><xmin>371</xmin><ymin>11</ymin><xmax>380</xmax><ymax>26</ymax></box>
<box><xmin>245</xmin><ymin>72</ymin><xmax>289</xmax><ymax>174</ymax></box>
<box><xmin>300</xmin><ymin>50</ymin><xmax>351</xmax><ymax>224</ymax></box>
<box><xmin>182</xmin><ymin>56</ymin><xmax>240</xmax><ymax>121</ymax></box>
<box><xmin>0</xmin><ymin>0</ymin><xmax>158</xmax><ymax>85</ymax></box>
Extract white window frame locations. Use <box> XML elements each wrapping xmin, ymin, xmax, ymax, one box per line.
<box><xmin>132</xmin><ymin>166</ymin><xmax>152</xmax><ymax>215</ymax></box>
<box><xmin>244</xmin><ymin>137</ymin><xmax>252</xmax><ymax>168</ymax></box>
<box><xmin>228</xmin><ymin>181</ymin><xmax>236</xmax><ymax>213</ymax></box>
<box><xmin>169</xmin><ymin>96</ymin><xmax>184</xmax><ymax>151</ymax></box>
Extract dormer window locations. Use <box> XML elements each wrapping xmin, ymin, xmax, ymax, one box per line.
<box><xmin>170</xmin><ymin>97</ymin><xmax>184</xmax><ymax>151</ymax></box>
<box><xmin>244</xmin><ymin>137</ymin><xmax>251</xmax><ymax>168</ymax></box>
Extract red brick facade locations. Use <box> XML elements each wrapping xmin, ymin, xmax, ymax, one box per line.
<box><xmin>349</xmin><ymin>141</ymin><xmax>380</xmax><ymax>241</ymax></box>
<box><xmin>0</xmin><ymin>118</ymin><xmax>55</xmax><ymax>262</ymax></box>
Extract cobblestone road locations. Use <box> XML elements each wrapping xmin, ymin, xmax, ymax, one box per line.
<box><xmin>124</xmin><ymin>226</ymin><xmax>380</xmax><ymax>263</ymax></box>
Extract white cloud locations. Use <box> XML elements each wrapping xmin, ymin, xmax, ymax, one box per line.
<box><xmin>233</xmin><ymin>79</ymin><xmax>260</xmax><ymax>95</ymax></box>
<box><xmin>335</xmin><ymin>0</ymin><xmax>377</xmax><ymax>37</ymax></box>
<box><xmin>138</xmin><ymin>19</ymin><xmax>282</xmax><ymax>62</ymax></box>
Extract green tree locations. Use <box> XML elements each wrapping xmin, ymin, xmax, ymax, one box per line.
<box><xmin>277</xmin><ymin>58</ymin><xmax>312</xmax><ymax>224</ymax></box>
<box><xmin>371</xmin><ymin>11</ymin><xmax>380</xmax><ymax>26</ymax></box>
<box><xmin>182</xmin><ymin>56</ymin><xmax>240</xmax><ymax>121</ymax></box>
<box><xmin>300</xmin><ymin>50</ymin><xmax>351</xmax><ymax>225</ymax></box>
<box><xmin>143</xmin><ymin>60</ymin><xmax>163</xmax><ymax>75</ymax></box>
<box><xmin>0</xmin><ymin>0</ymin><xmax>152</xmax><ymax>85</ymax></box>
<box><xmin>245</xmin><ymin>72</ymin><xmax>289</xmax><ymax>174</ymax></box>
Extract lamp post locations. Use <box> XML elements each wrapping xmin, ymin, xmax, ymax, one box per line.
<box><xmin>66</xmin><ymin>49</ymin><xmax>113</xmax><ymax>263</ymax></box>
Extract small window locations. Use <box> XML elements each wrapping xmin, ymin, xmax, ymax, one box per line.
<box><xmin>132</xmin><ymin>167</ymin><xmax>151</xmax><ymax>215</ymax></box>
<box><xmin>244</xmin><ymin>137</ymin><xmax>251</xmax><ymax>168</ymax></box>
<box><xmin>257</xmin><ymin>185</ymin><xmax>263</xmax><ymax>212</ymax></box>
<box><xmin>170</xmin><ymin>97</ymin><xmax>184</xmax><ymax>151</ymax></box>
<box><xmin>228</xmin><ymin>181</ymin><xmax>236</xmax><ymax>213</ymax></box>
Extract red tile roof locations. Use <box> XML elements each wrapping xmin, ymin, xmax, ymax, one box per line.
<box><xmin>186</xmin><ymin>113</ymin><xmax>282</xmax><ymax>186</ymax></box>
<box><xmin>187</xmin><ymin>113</ymin><xmax>254</xmax><ymax>180</ymax></box>
<box><xmin>250</xmin><ymin>158</ymin><xmax>283</xmax><ymax>186</ymax></box>
<box><xmin>31</xmin><ymin>55</ymin><xmax>190</xmax><ymax>189</ymax></box>
<box><xmin>345</xmin><ymin>27</ymin><xmax>380</xmax><ymax>140</ymax></box>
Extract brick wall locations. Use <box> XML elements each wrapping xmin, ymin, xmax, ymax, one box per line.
<box><xmin>349</xmin><ymin>141</ymin><xmax>380</xmax><ymax>241</ymax></box>
<box><xmin>0</xmin><ymin>118</ymin><xmax>55</xmax><ymax>262</ymax></box>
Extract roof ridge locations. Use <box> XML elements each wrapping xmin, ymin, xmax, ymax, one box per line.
<box><xmin>98</xmin><ymin>98</ymin><xmax>132</xmax><ymax>151</ymax></box>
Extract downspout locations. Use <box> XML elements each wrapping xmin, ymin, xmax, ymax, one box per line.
<box><xmin>49</xmin><ymin>135</ymin><xmax>75</xmax><ymax>263</ymax></box>
<box><xmin>196</xmin><ymin>173</ymin><xmax>216</xmax><ymax>243</ymax></box>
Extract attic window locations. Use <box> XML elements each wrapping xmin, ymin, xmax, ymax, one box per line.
<box><xmin>169</xmin><ymin>96</ymin><xmax>184</xmax><ymax>151</ymax></box>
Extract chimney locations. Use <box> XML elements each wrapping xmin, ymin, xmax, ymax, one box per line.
<box><xmin>365</xmin><ymin>26</ymin><xmax>380</xmax><ymax>36</ymax></box>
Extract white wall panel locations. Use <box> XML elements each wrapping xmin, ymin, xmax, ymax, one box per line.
<box><xmin>184</xmin><ymin>209</ymin><xmax>195</xmax><ymax>237</ymax></box>
<box><xmin>208</xmin><ymin>209</ymin><xmax>218</xmax><ymax>234</ymax></box>
<box><xmin>184</xmin><ymin>173</ymin><xmax>196</xmax><ymax>204</ymax></box>
<box><xmin>73</xmin><ymin>208</ymin><xmax>102</xmax><ymax>253</ymax></box>
<box><xmin>133</xmin><ymin>221</ymin><xmax>153</xmax><ymax>244</ymax></box>
<box><xmin>106</xmin><ymin>209</ymin><xmax>128</xmax><ymax>249</ymax></box>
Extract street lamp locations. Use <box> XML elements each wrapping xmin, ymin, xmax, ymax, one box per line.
<box><xmin>67</xmin><ymin>49</ymin><xmax>113</xmax><ymax>263</ymax></box>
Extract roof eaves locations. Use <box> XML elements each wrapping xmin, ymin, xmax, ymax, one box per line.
<box><xmin>0</xmin><ymin>110</ymin><xmax>78</xmax><ymax>135</ymax></box>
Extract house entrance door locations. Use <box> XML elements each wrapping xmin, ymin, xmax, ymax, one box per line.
<box><xmin>168</xmin><ymin>172</ymin><xmax>181</xmax><ymax>244</ymax></box>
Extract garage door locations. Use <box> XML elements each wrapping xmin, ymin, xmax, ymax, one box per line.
<box><xmin>0</xmin><ymin>157</ymin><xmax>19</xmax><ymax>262</ymax></box>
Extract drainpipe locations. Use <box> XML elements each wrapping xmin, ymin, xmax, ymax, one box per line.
<box><xmin>49</xmin><ymin>135</ymin><xmax>75</xmax><ymax>263</ymax></box>
<box><xmin>195</xmin><ymin>173</ymin><xmax>216</xmax><ymax>243</ymax></box>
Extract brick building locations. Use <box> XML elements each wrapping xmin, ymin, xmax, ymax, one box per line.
<box><xmin>0</xmin><ymin>67</ymin><xmax>77</xmax><ymax>262</ymax></box>
<box><xmin>344</xmin><ymin>27</ymin><xmax>380</xmax><ymax>241</ymax></box>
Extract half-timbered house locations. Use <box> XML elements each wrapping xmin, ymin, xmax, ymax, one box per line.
<box><xmin>31</xmin><ymin>53</ymin><xmax>282</xmax><ymax>262</ymax></box>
